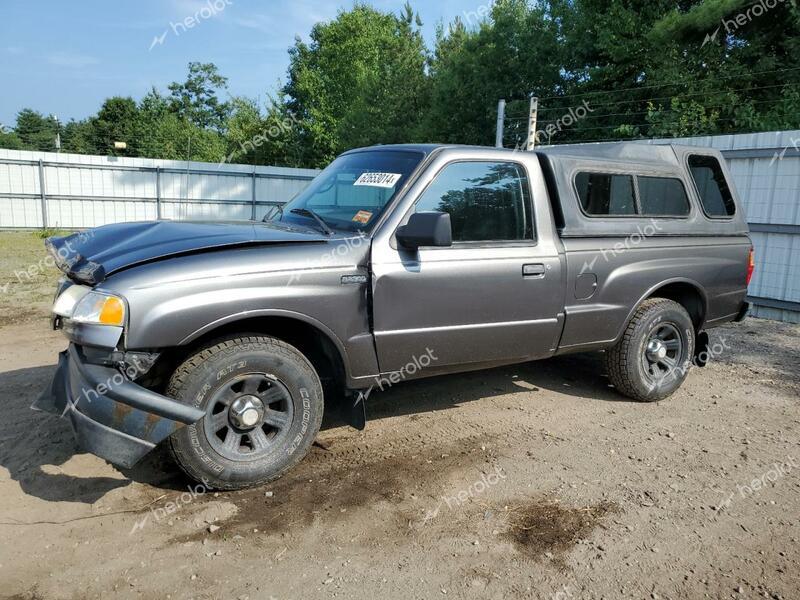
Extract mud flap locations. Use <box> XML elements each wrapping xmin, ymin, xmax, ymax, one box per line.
<box><xmin>343</xmin><ymin>391</ymin><xmax>367</xmax><ymax>431</ymax></box>
<box><xmin>693</xmin><ymin>331</ymin><xmax>710</xmax><ymax>367</ymax></box>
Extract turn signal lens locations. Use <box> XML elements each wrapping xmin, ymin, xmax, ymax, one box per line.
<box><xmin>746</xmin><ymin>248</ymin><xmax>755</xmax><ymax>286</ymax></box>
<box><xmin>72</xmin><ymin>292</ymin><xmax>127</xmax><ymax>327</ymax></box>
<box><xmin>99</xmin><ymin>296</ymin><xmax>125</xmax><ymax>325</ymax></box>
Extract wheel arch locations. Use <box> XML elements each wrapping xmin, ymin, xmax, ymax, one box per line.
<box><xmin>616</xmin><ymin>278</ymin><xmax>708</xmax><ymax>343</ymax></box>
<box><xmin>171</xmin><ymin>310</ymin><xmax>351</xmax><ymax>399</ymax></box>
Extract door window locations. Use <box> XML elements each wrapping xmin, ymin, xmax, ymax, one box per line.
<box><xmin>413</xmin><ymin>161</ymin><xmax>533</xmax><ymax>242</ymax></box>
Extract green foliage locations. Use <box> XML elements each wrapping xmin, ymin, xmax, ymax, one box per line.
<box><xmin>0</xmin><ymin>128</ymin><xmax>24</xmax><ymax>149</ymax></box>
<box><xmin>14</xmin><ymin>109</ymin><xmax>60</xmax><ymax>151</ymax></box>
<box><xmin>283</xmin><ymin>3</ymin><xmax>430</xmax><ymax>166</ymax></box>
<box><xmin>1</xmin><ymin>2</ymin><xmax>799</xmax><ymax>164</ymax></box>
<box><xmin>168</xmin><ymin>62</ymin><xmax>231</xmax><ymax>130</ymax></box>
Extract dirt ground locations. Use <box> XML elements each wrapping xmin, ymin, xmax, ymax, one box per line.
<box><xmin>0</xmin><ymin>309</ymin><xmax>798</xmax><ymax>600</ymax></box>
<box><xmin>0</xmin><ymin>232</ymin><xmax>798</xmax><ymax>599</ymax></box>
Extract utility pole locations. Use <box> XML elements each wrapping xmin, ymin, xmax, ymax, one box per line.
<box><xmin>54</xmin><ymin>115</ymin><xmax>61</xmax><ymax>152</ymax></box>
<box><xmin>495</xmin><ymin>99</ymin><xmax>506</xmax><ymax>148</ymax></box>
<box><xmin>526</xmin><ymin>96</ymin><xmax>539</xmax><ymax>151</ymax></box>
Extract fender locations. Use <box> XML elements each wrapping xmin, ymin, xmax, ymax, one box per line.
<box><xmin>613</xmin><ymin>277</ymin><xmax>708</xmax><ymax>345</ymax></box>
<box><xmin>178</xmin><ymin>307</ymin><xmax>354</xmax><ymax>378</ymax></box>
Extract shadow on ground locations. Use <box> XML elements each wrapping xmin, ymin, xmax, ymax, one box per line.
<box><xmin>0</xmin><ymin>351</ymin><xmax>632</xmax><ymax>502</ymax></box>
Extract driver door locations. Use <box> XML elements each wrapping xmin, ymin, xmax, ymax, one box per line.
<box><xmin>371</xmin><ymin>155</ymin><xmax>564</xmax><ymax>374</ymax></box>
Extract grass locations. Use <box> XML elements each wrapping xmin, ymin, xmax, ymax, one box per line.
<box><xmin>0</xmin><ymin>231</ymin><xmax>62</xmax><ymax>327</ymax></box>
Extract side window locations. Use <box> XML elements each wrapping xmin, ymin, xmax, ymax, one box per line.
<box><xmin>637</xmin><ymin>177</ymin><xmax>691</xmax><ymax>216</ymax></box>
<box><xmin>414</xmin><ymin>161</ymin><xmax>533</xmax><ymax>242</ymax></box>
<box><xmin>688</xmin><ymin>155</ymin><xmax>736</xmax><ymax>217</ymax></box>
<box><xmin>575</xmin><ymin>173</ymin><xmax>636</xmax><ymax>215</ymax></box>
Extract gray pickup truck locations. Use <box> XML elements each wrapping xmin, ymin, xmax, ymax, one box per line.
<box><xmin>37</xmin><ymin>142</ymin><xmax>753</xmax><ymax>489</ymax></box>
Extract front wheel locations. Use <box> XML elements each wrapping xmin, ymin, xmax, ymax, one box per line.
<box><xmin>605</xmin><ymin>298</ymin><xmax>695</xmax><ymax>402</ymax></box>
<box><xmin>167</xmin><ymin>335</ymin><xmax>324</xmax><ymax>490</ymax></box>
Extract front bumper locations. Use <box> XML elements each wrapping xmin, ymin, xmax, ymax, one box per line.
<box><xmin>34</xmin><ymin>344</ymin><xmax>205</xmax><ymax>469</ymax></box>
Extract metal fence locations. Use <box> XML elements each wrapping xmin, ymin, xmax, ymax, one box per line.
<box><xmin>645</xmin><ymin>130</ymin><xmax>800</xmax><ymax>323</ymax></box>
<box><xmin>0</xmin><ymin>149</ymin><xmax>319</xmax><ymax>229</ymax></box>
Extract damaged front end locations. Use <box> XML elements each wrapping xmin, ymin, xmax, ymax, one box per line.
<box><xmin>36</xmin><ymin>235</ymin><xmax>205</xmax><ymax>468</ymax></box>
<box><xmin>35</xmin><ymin>345</ymin><xmax>204</xmax><ymax>468</ymax></box>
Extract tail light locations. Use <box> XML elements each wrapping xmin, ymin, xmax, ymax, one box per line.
<box><xmin>746</xmin><ymin>247</ymin><xmax>755</xmax><ymax>286</ymax></box>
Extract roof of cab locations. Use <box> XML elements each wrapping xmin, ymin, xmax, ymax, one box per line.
<box><xmin>346</xmin><ymin>141</ymin><xmax>706</xmax><ymax>166</ymax></box>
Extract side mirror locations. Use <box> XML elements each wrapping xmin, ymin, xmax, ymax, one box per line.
<box><xmin>396</xmin><ymin>212</ymin><xmax>452</xmax><ymax>249</ymax></box>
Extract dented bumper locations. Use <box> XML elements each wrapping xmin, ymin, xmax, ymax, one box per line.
<box><xmin>34</xmin><ymin>344</ymin><xmax>205</xmax><ymax>469</ymax></box>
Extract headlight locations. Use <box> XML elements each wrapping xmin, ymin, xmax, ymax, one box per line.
<box><xmin>72</xmin><ymin>291</ymin><xmax>127</xmax><ymax>327</ymax></box>
<box><xmin>53</xmin><ymin>284</ymin><xmax>91</xmax><ymax>317</ymax></box>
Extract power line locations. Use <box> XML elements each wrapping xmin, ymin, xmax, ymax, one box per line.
<box><xmin>534</xmin><ymin>65</ymin><xmax>800</xmax><ymax>103</ymax></box>
<box><xmin>531</xmin><ymin>81</ymin><xmax>800</xmax><ymax>113</ymax></box>
<box><xmin>505</xmin><ymin>95</ymin><xmax>797</xmax><ymax>124</ymax></box>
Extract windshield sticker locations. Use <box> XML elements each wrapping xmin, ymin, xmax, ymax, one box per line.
<box><xmin>352</xmin><ymin>210</ymin><xmax>374</xmax><ymax>224</ymax></box>
<box><xmin>353</xmin><ymin>172</ymin><xmax>402</xmax><ymax>188</ymax></box>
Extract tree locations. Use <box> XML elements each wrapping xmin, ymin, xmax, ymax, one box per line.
<box><xmin>168</xmin><ymin>62</ymin><xmax>231</xmax><ymax>130</ymax></box>
<box><xmin>13</xmin><ymin>109</ymin><xmax>60</xmax><ymax>151</ymax></box>
<box><xmin>91</xmin><ymin>97</ymin><xmax>142</xmax><ymax>155</ymax></box>
<box><xmin>61</xmin><ymin>119</ymin><xmax>97</xmax><ymax>154</ymax></box>
<box><xmin>425</xmin><ymin>0</ymin><xmax>563</xmax><ymax>146</ymax></box>
<box><xmin>223</xmin><ymin>95</ymin><xmax>303</xmax><ymax>167</ymax></box>
<box><xmin>0</xmin><ymin>127</ymin><xmax>24</xmax><ymax>150</ymax></box>
<box><xmin>283</xmin><ymin>3</ymin><xmax>430</xmax><ymax>166</ymax></box>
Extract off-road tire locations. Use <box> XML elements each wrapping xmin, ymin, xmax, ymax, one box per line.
<box><xmin>167</xmin><ymin>335</ymin><xmax>323</xmax><ymax>490</ymax></box>
<box><xmin>605</xmin><ymin>298</ymin><xmax>695</xmax><ymax>402</ymax></box>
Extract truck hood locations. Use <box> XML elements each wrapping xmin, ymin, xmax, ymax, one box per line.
<box><xmin>46</xmin><ymin>220</ymin><xmax>330</xmax><ymax>285</ymax></box>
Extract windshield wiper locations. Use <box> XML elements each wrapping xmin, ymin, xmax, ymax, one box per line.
<box><xmin>290</xmin><ymin>208</ymin><xmax>334</xmax><ymax>236</ymax></box>
<box><xmin>262</xmin><ymin>204</ymin><xmax>284</xmax><ymax>223</ymax></box>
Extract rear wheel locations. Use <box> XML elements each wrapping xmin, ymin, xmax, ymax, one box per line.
<box><xmin>605</xmin><ymin>298</ymin><xmax>695</xmax><ymax>402</ymax></box>
<box><xmin>167</xmin><ymin>335</ymin><xmax>323</xmax><ymax>490</ymax></box>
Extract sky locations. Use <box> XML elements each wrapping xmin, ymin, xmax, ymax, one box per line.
<box><xmin>0</xmin><ymin>0</ymin><xmax>486</xmax><ymax>127</ymax></box>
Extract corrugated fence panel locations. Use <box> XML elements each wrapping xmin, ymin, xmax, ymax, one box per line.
<box><xmin>0</xmin><ymin>149</ymin><xmax>319</xmax><ymax>229</ymax></box>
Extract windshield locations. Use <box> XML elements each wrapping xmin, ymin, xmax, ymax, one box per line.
<box><xmin>279</xmin><ymin>150</ymin><xmax>424</xmax><ymax>233</ymax></box>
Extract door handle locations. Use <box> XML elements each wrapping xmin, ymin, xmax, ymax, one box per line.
<box><xmin>523</xmin><ymin>263</ymin><xmax>546</xmax><ymax>278</ymax></box>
